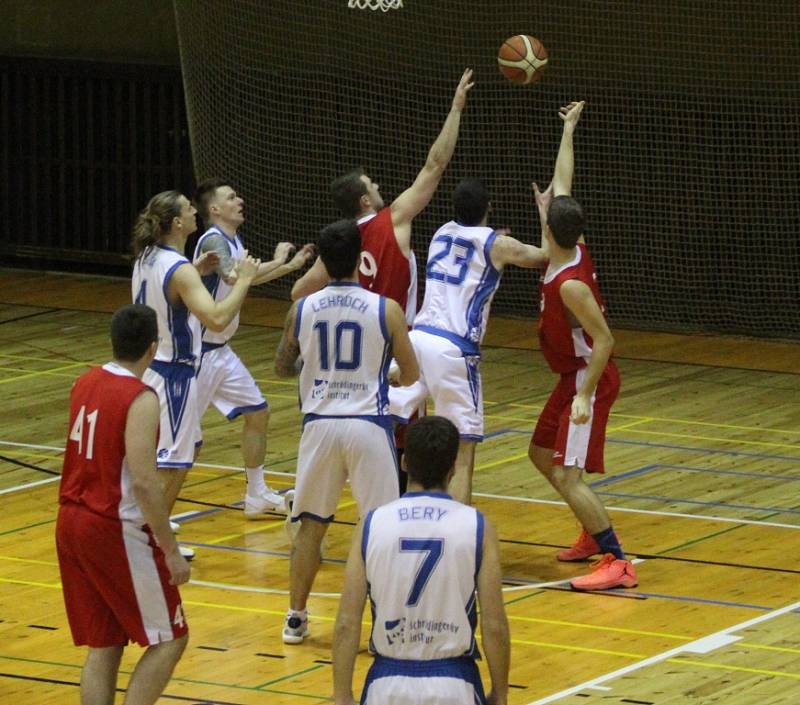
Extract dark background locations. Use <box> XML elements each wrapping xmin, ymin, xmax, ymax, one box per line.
<box><xmin>2</xmin><ymin>0</ymin><xmax>799</xmax><ymax>337</ymax></box>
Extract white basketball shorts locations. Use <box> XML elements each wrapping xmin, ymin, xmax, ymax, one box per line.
<box><xmin>389</xmin><ymin>330</ymin><xmax>484</xmax><ymax>441</ymax></box>
<box><xmin>196</xmin><ymin>344</ymin><xmax>267</xmax><ymax>420</ymax></box>
<box><xmin>291</xmin><ymin>417</ymin><xmax>399</xmax><ymax>523</ymax></box>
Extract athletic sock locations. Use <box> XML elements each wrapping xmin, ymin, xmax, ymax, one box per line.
<box><xmin>592</xmin><ymin>527</ymin><xmax>625</xmax><ymax>560</ymax></box>
<box><xmin>288</xmin><ymin>608</ymin><xmax>307</xmax><ymax>620</ymax></box>
<box><xmin>245</xmin><ymin>466</ymin><xmax>267</xmax><ymax>497</ymax></box>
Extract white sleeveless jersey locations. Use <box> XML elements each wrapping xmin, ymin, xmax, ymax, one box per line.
<box><xmin>413</xmin><ymin>221</ymin><xmax>502</xmax><ymax>354</ymax></box>
<box><xmin>131</xmin><ymin>245</ymin><xmax>201</xmax><ymax>365</ymax></box>
<box><xmin>364</xmin><ymin>492</ymin><xmax>483</xmax><ymax>660</ymax></box>
<box><xmin>296</xmin><ymin>282</ymin><xmax>391</xmax><ymax>418</ymax></box>
<box><xmin>193</xmin><ymin>225</ymin><xmax>244</xmax><ymax>344</ymax></box>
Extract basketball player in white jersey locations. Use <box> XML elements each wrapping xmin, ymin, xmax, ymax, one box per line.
<box><xmin>333</xmin><ymin>416</ymin><xmax>510</xmax><ymax>705</ymax></box>
<box><xmin>274</xmin><ymin>219</ymin><xmax>419</xmax><ymax>644</ymax></box>
<box><xmin>131</xmin><ymin>191</ymin><xmax>260</xmax><ymax>556</ymax></box>
<box><xmin>390</xmin><ymin>178</ymin><xmax>549</xmax><ymax>504</ymax></box>
<box><xmin>192</xmin><ymin>178</ymin><xmax>314</xmax><ymax>518</ymax></box>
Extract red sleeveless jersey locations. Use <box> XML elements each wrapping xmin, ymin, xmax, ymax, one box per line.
<box><xmin>538</xmin><ymin>244</ymin><xmax>610</xmax><ymax>374</ymax></box>
<box><xmin>358</xmin><ymin>208</ymin><xmax>416</xmax><ymax>320</ymax></box>
<box><xmin>59</xmin><ymin>364</ymin><xmax>153</xmax><ymax>522</ymax></box>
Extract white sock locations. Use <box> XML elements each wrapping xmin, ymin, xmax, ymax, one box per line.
<box><xmin>288</xmin><ymin>608</ymin><xmax>307</xmax><ymax>620</ymax></box>
<box><xmin>245</xmin><ymin>466</ymin><xmax>266</xmax><ymax>497</ymax></box>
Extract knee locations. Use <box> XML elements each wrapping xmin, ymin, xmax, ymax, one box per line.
<box><xmin>528</xmin><ymin>444</ymin><xmax>551</xmax><ymax>474</ymax></box>
<box><xmin>243</xmin><ymin>408</ymin><xmax>269</xmax><ymax>432</ymax></box>
<box><xmin>549</xmin><ymin>465</ymin><xmax>576</xmax><ymax>494</ymax></box>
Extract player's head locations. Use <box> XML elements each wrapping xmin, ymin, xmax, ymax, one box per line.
<box><xmin>318</xmin><ymin>219</ymin><xmax>361</xmax><ymax>280</ymax></box>
<box><xmin>546</xmin><ymin>196</ymin><xmax>585</xmax><ymax>248</ymax></box>
<box><xmin>331</xmin><ymin>168</ymin><xmax>383</xmax><ymax>217</ymax></box>
<box><xmin>110</xmin><ymin>304</ymin><xmax>158</xmax><ymax>364</ymax></box>
<box><xmin>403</xmin><ymin>416</ymin><xmax>460</xmax><ymax>490</ymax></box>
<box><xmin>194</xmin><ymin>178</ymin><xmax>245</xmax><ymax>228</ymax></box>
<box><xmin>453</xmin><ymin>178</ymin><xmax>491</xmax><ymax>226</ymax></box>
<box><xmin>131</xmin><ymin>191</ymin><xmax>197</xmax><ymax>258</ymax></box>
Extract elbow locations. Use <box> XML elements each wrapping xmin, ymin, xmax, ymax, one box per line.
<box><xmin>205</xmin><ymin>317</ymin><xmax>227</xmax><ymax>333</ymax></box>
<box><xmin>400</xmin><ymin>367</ymin><xmax>420</xmax><ymax>387</ymax></box>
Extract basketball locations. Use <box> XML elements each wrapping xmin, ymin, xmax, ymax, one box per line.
<box><xmin>498</xmin><ymin>35</ymin><xmax>548</xmax><ymax>85</ymax></box>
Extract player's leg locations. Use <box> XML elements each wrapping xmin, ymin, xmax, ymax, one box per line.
<box><xmin>448</xmin><ymin>439</ymin><xmax>477</xmax><ymax>504</ymax></box>
<box><xmin>285</xmin><ymin>419</ymin><xmax>347</xmax><ymax>643</ymax></box>
<box><xmin>123</xmin><ymin>634</ymin><xmax>188</xmax><ymax>705</ymax></box>
<box><xmin>81</xmin><ymin>646</ymin><xmax>123</xmax><ymax>705</ymax></box>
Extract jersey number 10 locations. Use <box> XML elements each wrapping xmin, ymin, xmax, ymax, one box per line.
<box><xmin>313</xmin><ymin>320</ymin><xmax>363</xmax><ymax>371</ymax></box>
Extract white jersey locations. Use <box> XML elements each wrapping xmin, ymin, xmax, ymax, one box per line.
<box><xmin>132</xmin><ymin>245</ymin><xmax>201</xmax><ymax>366</ymax></box>
<box><xmin>296</xmin><ymin>282</ymin><xmax>391</xmax><ymax>419</ymax></box>
<box><xmin>193</xmin><ymin>225</ymin><xmax>244</xmax><ymax>345</ymax></box>
<box><xmin>363</xmin><ymin>492</ymin><xmax>483</xmax><ymax>661</ymax></box>
<box><xmin>413</xmin><ymin>221</ymin><xmax>502</xmax><ymax>355</ymax></box>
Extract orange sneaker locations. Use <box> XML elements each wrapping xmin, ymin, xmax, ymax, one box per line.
<box><xmin>569</xmin><ymin>553</ymin><xmax>638</xmax><ymax>591</ymax></box>
<box><xmin>557</xmin><ymin>529</ymin><xmax>600</xmax><ymax>562</ymax></box>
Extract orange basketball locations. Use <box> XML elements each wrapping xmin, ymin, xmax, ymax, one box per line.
<box><xmin>497</xmin><ymin>35</ymin><xmax>548</xmax><ymax>85</ymax></box>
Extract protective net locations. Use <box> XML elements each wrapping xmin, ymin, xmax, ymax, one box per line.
<box><xmin>174</xmin><ymin>0</ymin><xmax>800</xmax><ymax>338</ymax></box>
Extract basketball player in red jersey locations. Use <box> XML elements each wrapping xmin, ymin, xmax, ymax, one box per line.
<box><xmin>56</xmin><ymin>304</ymin><xmax>190</xmax><ymax>705</ymax></box>
<box><xmin>530</xmin><ymin>101</ymin><xmax>638</xmax><ymax>591</ymax></box>
<box><xmin>292</xmin><ymin>69</ymin><xmax>474</xmax><ymax>491</ymax></box>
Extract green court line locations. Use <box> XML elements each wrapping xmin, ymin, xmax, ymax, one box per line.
<box><xmin>504</xmin><ymin>589</ymin><xmax>547</xmax><ymax>607</ymax></box>
<box><xmin>660</xmin><ymin>523</ymin><xmax>745</xmax><ymax>554</ymax></box>
<box><xmin>254</xmin><ymin>662</ymin><xmax>326</xmax><ymax>689</ymax></box>
<box><xmin>0</xmin><ymin>518</ymin><xmax>56</xmax><ymax>537</ymax></box>
<box><xmin>182</xmin><ymin>470</ymin><xmax>241</xmax><ymax>489</ymax></box>
<box><xmin>0</xmin><ymin>654</ymin><xmax>330</xmax><ymax>701</ymax></box>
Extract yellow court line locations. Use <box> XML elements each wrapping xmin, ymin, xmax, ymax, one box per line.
<box><xmin>511</xmin><ymin>636</ymin><xmax>645</xmax><ymax>659</ymax></box>
<box><xmin>0</xmin><ymin>555</ymin><xmax>58</xmax><ymax>567</ymax></box>
<box><xmin>669</xmin><ymin>656</ymin><xmax>800</xmax><ymax>681</ymax></box>
<box><xmin>0</xmin><ymin>352</ymin><xmax>95</xmax><ymax>365</ymax></box>
<box><xmin>0</xmin><ymin>365</ymin><xmax>82</xmax><ymax>379</ymax></box>
<box><xmin>204</xmin><ymin>499</ymin><xmax>356</xmax><ymax>545</ymax></box>
<box><xmin>183</xmin><ymin>598</ymin><xmax>337</xmax><ymax>623</ymax></box>
<box><xmin>0</xmin><ymin>449</ymin><xmax>63</xmax><ymax>461</ymax></box>
<box><xmin>738</xmin><ymin>642</ymin><xmax>800</xmax><ymax>655</ymax></box>
<box><xmin>620</xmin><ymin>428</ymin><xmax>800</xmax><ymax>451</ymax></box>
<box><xmin>252</xmin><ymin>376</ymin><xmax>300</xmax><ymax>388</ymax></box>
<box><xmin>0</xmin><ymin>361</ymin><xmax>88</xmax><ymax>386</ymax></box>
<box><xmin>609</xmin><ymin>418</ymin><xmax>654</xmax><ymax>432</ymax></box>
<box><xmin>476</xmin><ymin>453</ymin><xmax>530</xmax><ymax>472</ymax></box>
<box><xmin>507</xmin><ymin>614</ymin><xmax>692</xmax><ymax>641</ymax></box>
<box><xmin>0</xmin><ymin>576</ymin><xmax>61</xmax><ymax>589</ymax></box>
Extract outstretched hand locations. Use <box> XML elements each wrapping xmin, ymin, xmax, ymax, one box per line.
<box><xmin>273</xmin><ymin>241</ymin><xmax>295</xmax><ymax>264</ymax></box>
<box><xmin>289</xmin><ymin>244</ymin><xmax>316</xmax><ymax>271</ymax></box>
<box><xmin>532</xmin><ymin>181</ymin><xmax>554</xmax><ymax>221</ymax></box>
<box><xmin>452</xmin><ymin>68</ymin><xmax>475</xmax><ymax>112</ymax></box>
<box><xmin>559</xmin><ymin>101</ymin><xmax>585</xmax><ymax>131</ymax></box>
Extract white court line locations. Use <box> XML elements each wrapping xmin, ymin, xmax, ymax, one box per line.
<box><xmin>2</xmin><ymin>440</ymin><xmax>798</xmax><ymax>530</ymax></box>
<box><xmin>0</xmin><ymin>476</ymin><xmax>60</xmax><ymax>495</ymax></box>
<box><xmin>525</xmin><ymin>599</ymin><xmax>800</xmax><ymax>705</ymax></box>
<box><xmin>474</xmin><ymin>491</ymin><xmax>800</xmax><ymax>531</ymax></box>
<box><xmin>189</xmin><ymin>578</ymin><xmax>340</xmax><ymax>599</ymax></box>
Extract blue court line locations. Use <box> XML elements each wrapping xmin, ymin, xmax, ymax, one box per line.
<box><xmin>491</xmin><ymin>428</ymin><xmax>800</xmax><ymax>462</ymax></box>
<box><xmin>595</xmin><ymin>490</ymin><xmax>800</xmax><ymax>516</ymax></box>
<box><xmin>589</xmin><ymin>464</ymin><xmax>658</xmax><ymax>488</ymax></box>
<box><xmin>624</xmin><ymin>591</ymin><xmax>774</xmax><ymax>612</ymax></box>
<box><xmin>646</xmin><ymin>464</ymin><xmax>800</xmax><ymax>482</ymax></box>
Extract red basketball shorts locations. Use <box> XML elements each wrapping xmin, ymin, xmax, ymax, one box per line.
<box><xmin>532</xmin><ymin>362</ymin><xmax>620</xmax><ymax>474</ymax></box>
<box><xmin>56</xmin><ymin>503</ymin><xmax>188</xmax><ymax>648</ymax></box>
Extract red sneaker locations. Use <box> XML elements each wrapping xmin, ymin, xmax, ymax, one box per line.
<box><xmin>570</xmin><ymin>553</ymin><xmax>638</xmax><ymax>591</ymax></box>
<box><xmin>557</xmin><ymin>529</ymin><xmax>600</xmax><ymax>562</ymax></box>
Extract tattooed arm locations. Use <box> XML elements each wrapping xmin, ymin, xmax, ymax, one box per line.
<box><xmin>274</xmin><ymin>301</ymin><xmax>302</xmax><ymax>378</ymax></box>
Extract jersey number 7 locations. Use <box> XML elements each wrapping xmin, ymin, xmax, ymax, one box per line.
<box><xmin>399</xmin><ymin>537</ymin><xmax>444</xmax><ymax>606</ymax></box>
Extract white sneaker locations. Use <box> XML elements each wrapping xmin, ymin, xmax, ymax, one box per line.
<box><xmin>282</xmin><ymin>612</ymin><xmax>309</xmax><ymax>644</ymax></box>
<box><xmin>179</xmin><ymin>545</ymin><xmax>195</xmax><ymax>560</ymax></box>
<box><xmin>169</xmin><ymin>520</ymin><xmax>180</xmax><ymax>533</ymax></box>
<box><xmin>244</xmin><ymin>488</ymin><xmax>292</xmax><ymax>519</ymax></box>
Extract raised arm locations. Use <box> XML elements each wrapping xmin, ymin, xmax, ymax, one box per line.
<box><xmin>385</xmin><ymin>299</ymin><xmax>419</xmax><ymax>387</ymax></box>
<box><xmin>389</xmin><ymin>69</ymin><xmax>475</xmax><ymax>251</ymax></box>
<box><xmin>559</xmin><ymin>279</ymin><xmax>614</xmax><ymax>424</ymax></box>
<box><xmin>552</xmin><ymin>101</ymin><xmax>585</xmax><ymax>197</ymax></box>
<box><xmin>170</xmin><ymin>253</ymin><xmax>260</xmax><ymax>332</ymax></box>
<box><xmin>476</xmin><ymin>518</ymin><xmax>510</xmax><ymax>705</ymax></box>
<box><xmin>253</xmin><ymin>242</ymin><xmax>315</xmax><ymax>286</ymax></box>
<box><xmin>332</xmin><ymin>518</ymin><xmax>368</xmax><ymax>705</ymax></box>
<box><xmin>125</xmin><ymin>390</ymin><xmax>190</xmax><ymax>586</ymax></box>
<box><xmin>489</xmin><ymin>233</ymin><xmax>548</xmax><ymax>270</ymax></box>
<box><xmin>532</xmin><ymin>181</ymin><xmax>553</xmax><ymax>258</ymax></box>
<box><xmin>274</xmin><ymin>301</ymin><xmax>301</xmax><ymax>378</ymax></box>
<box><xmin>291</xmin><ymin>256</ymin><xmax>330</xmax><ymax>300</ymax></box>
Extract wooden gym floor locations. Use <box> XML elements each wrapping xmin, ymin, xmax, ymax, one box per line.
<box><xmin>0</xmin><ymin>267</ymin><xmax>799</xmax><ymax>704</ymax></box>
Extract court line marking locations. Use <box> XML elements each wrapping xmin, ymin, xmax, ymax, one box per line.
<box><xmin>0</xmin><ymin>476</ymin><xmax>60</xmax><ymax>495</ymax></box>
<box><xmin>525</xmin><ymin>599</ymin><xmax>800</xmax><ymax>704</ymax></box>
<box><xmin>0</xmin><ymin>361</ymin><xmax>87</xmax><ymax>386</ymax></box>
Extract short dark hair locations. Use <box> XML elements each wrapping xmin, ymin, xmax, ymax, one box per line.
<box><xmin>193</xmin><ymin>178</ymin><xmax>230</xmax><ymax>221</ymax></box>
<box><xmin>547</xmin><ymin>195</ymin><xmax>585</xmax><ymax>248</ymax></box>
<box><xmin>111</xmin><ymin>304</ymin><xmax>158</xmax><ymax>362</ymax></box>
<box><xmin>331</xmin><ymin>168</ymin><xmax>368</xmax><ymax>218</ymax></box>
<box><xmin>404</xmin><ymin>416</ymin><xmax>460</xmax><ymax>490</ymax></box>
<box><xmin>453</xmin><ymin>177</ymin><xmax>490</xmax><ymax>226</ymax></box>
<box><xmin>318</xmin><ymin>219</ymin><xmax>362</xmax><ymax>279</ymax></box>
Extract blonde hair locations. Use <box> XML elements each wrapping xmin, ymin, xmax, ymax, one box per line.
<box><xmin>131</xmin><ymin>190</ymin><xmax>183</xmax><ymax>259</ymax></box>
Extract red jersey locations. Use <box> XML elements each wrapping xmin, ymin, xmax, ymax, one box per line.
<box><xmin>358</xmin><ymin>208</ymin><xmax>418</xmax><ymax>324</ymax></box>
<box><xmin>59</xmin><ymin>364</ymin><xmax>153</xmax><ymax>523</ymax></box>
<box><xmin>538</xmin><ymin>244</ymin><xmax>611</xmax><ymax>374</ymax></box>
